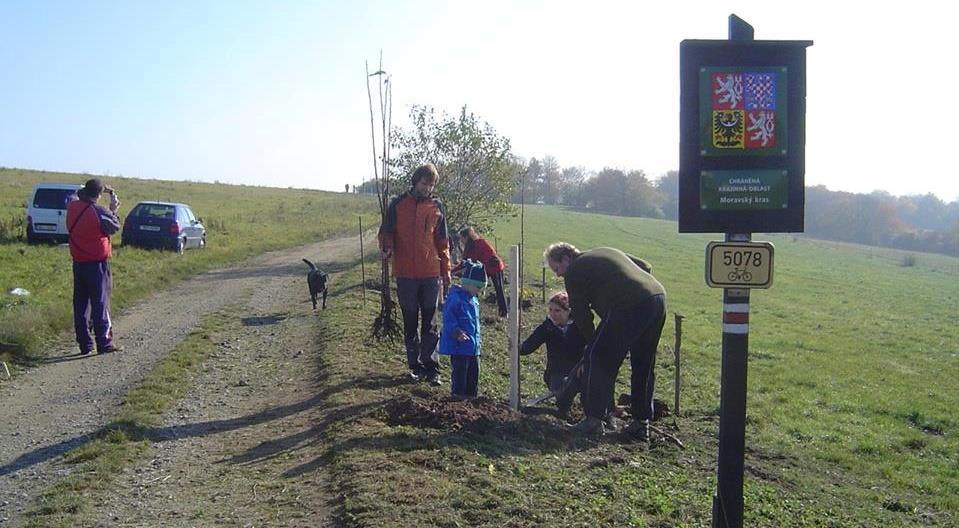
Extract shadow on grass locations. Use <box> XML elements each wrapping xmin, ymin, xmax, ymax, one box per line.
<box><xmin>0</xmin><ymin>366</ymin><xmax>404</xmax><ymax>479</ymax></box>
<box><xmin>0</xmin><ymin>433</ymin><xmax>99</xmax><ymax>477</ymax></box>
<box><xmin>241</xmin><ymin>313</ymin><xmax>288</xmax><ymax>326</ymax></box>
<box><xmin>220</xmin><ymin>372</ymin><xmax>414</xmax><ymax>472</ymax></box>
<box><xmin>257</xmin><ymin>369</ymin><xmax>636</xmax><ymax>486</ymax></box>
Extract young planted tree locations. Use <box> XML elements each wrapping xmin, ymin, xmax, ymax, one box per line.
<box><xmin>366</xmin><ymin>57</ymin><xmax>401</xmax><ymax>340</ymax></box>
<box><xmin>392</xmin><ymin>105</ymin><xmax>517</xmax><ymax>234</ymax></box>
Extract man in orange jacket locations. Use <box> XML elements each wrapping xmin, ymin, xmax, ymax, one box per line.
<box><xmin>378</xmin><ymin>164</ymin><xmax>452</xmax><ymax>385</ymax></box>
<box><xmin>66</xmin><ymin>178</ymin><xmax>123</xmax><ymax>355</ymax></box>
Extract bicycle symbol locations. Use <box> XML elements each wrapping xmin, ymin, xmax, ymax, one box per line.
<box><xmin>727</xmin><ymin>268</ymin><xmax>752</xmax><ymax>282</ymax></box>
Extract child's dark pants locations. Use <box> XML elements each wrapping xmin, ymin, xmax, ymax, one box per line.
<box><xmin>449</xmin><ymin>355</ymin><xmax>479</xmax><ymax>397</ymax></box>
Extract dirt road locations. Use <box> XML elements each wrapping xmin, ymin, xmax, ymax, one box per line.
<box><xmin>0</xmin><ymin>235</ymin><xmax>361</xmax><ymax>526</ymax></box>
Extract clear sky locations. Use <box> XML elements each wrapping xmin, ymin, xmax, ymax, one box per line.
<box><xmin>2</xmin><ymin>1</ymin><xmax>957</xmax><ymax>202</ymax></box>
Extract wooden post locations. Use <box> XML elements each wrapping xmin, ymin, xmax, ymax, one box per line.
<box><xmin>508</xmin><ymin>245</ymin><xmax>521</xmax><ymax>410</ymax></box>
<box><xmin>674</xmin><ymin>313</ymin><xmax>685</xmax><ymax>416</ymax></box>
<box><xmin>541</xmin><ymin>267</ymin><xmax>546</xmax><ymax>303</ymax></box>
<box><xmin>359</xmin><ymin>216</ymin><xmax>367</xmax><ymax>308</ymax></box>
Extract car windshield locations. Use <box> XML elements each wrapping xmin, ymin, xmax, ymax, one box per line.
<box><xmin>131</xmin><ymin>204</ymin><xmax>176</xmax><ymax>219</ymax></box>
<box><xmin>33</xmin><ymin>189</ymin><xmax>77</xmax><ymax>210</ymax></box>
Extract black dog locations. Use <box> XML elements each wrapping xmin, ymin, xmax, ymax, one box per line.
<box><xmin>302</xmin><ymin>258</ymin><xmax>328</xmax><ymax>310</ymax></box>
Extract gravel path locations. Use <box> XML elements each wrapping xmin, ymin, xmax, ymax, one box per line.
<box><xmin>0</xmin><ymin>235</ymin><xmax>360</xmax><ymax>526</ymax></box>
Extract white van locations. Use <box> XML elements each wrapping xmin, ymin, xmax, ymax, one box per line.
<box><xmin>26</xmin><ymin>183</ymin><xmax>83</xmax><ymax>244</ymax></box>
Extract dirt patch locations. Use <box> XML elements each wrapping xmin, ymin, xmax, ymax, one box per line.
<box><xmin>385</xmin><ymin>390</ymin><xmax>522</xmax><ymax>433</ymax></box>
<box><xmin>384</xmin><ymin>389</ymin><xmax>678</xmax><ymax>443</ymax></box>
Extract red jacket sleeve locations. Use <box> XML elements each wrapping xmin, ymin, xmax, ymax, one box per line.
<box><xmin>473</xmin><ymin>239</ymin><xmax>505</xmax><ymax>273</ymax></box>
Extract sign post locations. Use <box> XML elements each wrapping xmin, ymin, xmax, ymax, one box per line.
<box><xmin>715</xmin><ymin>232</ymin><xmax>750</xmax><ymax>528</ymax></box>
<box><xmin>679</xmin><ymin>14</ymin><xmax>811</xmax><ymax>528</ymax></box>
<box><xmin>508</xmin><ymin>245</ymin><xmax>521</xmax><ymax>410</ymax></box>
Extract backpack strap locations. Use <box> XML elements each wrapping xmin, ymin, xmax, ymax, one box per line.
<box><xmin>67</xmin><ymin>202</ymin><xmax>98</xmax><ymax>258</ymax></box>
<box><xmin>68</xmin><ymin>202</ymin><xmax>94</xmax><ymax>235</ymax></box>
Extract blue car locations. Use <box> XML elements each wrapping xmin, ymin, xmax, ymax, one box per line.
<box><xmin>121</xmin><ymin>201</ymin><xmax>206</xmax><ymax>253</ymax></box>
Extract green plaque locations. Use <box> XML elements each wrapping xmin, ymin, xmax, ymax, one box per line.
<box><xmin>700</xmin><ymin>170</ymin><xmax>788</xmax><ymax>210</ymax></box>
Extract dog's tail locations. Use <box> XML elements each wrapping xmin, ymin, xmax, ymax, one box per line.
<box><xmin>302</xmin><ymin>258</ymin><xmax>317</xmax><ymax>271</ymax></box>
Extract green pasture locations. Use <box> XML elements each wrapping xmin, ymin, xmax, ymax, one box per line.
<box><xmin>0</xmin><ymin>167</ymin><xmax>377</xmax><ymax>363</ymax></box>
<box><xmin>317</xmin><ymin>205</ymin><xmax>959</xmax><ymax>526</ymax></box>
<box><xmin>4</xmin><ymin>166</ymin><xmax>957</xmax><ymax>525</ymax></box>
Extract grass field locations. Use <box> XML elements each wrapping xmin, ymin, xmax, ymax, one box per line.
<box><xmin>313</xmin><ymin>205</ymin><xmax>959</xmax><ymax>527</ymax></box>
<box><xmin>5</xmin><ymin>168</ymin><xmax>958</xmax><ymax>525</ymax></box>
<box><xmin>0</xmin><ymin>167</ymin><xmax>378</xmax><ymax>364</ymax></box>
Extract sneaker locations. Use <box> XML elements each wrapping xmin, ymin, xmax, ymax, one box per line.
<box><xmin>427</xmin><ymin>373</ymin><xmax>443</xmax><ymax>387</ymax></box>
<box><xmin>79</xmin><ymin>349</ymin><xmax>93</xmax><ymax>356</ymax></box>
<box><xmin>625</xmin><ymin>419</ymin><xmax>650</xmax><ymax>442</ymax></box>
<box><xmin>408</xmin><ymin>369</ymin><xmax>422</xmax><ymax>382</ymax></box>
<box><xmin>570</xmin><ymin>417</ymin><xmax>605</xmax><ymax>436</ymax></box>
<box><xmin>98</xmin><ymin>344</ymin><xmax>124</xmax><ymax>354</ymax></box>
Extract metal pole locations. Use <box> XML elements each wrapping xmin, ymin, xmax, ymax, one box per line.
<box><xmin>674</xmin><ymin>313</ymin><xmax>685</xmax><ymax>416</ymax></box>
<box><xmin>712</xmin><ymin>235</ymin><xmax>751</xmax><ymax>528</ymax></box>
<box><xmin>711</xmin><ymin>16</ymin><xmax>755</xmax><ymax>528</ymax></box>
<box><xmin>508</xmin><ymin>245</ymin><xmax>521</xmax><ymax>410</ymax></box>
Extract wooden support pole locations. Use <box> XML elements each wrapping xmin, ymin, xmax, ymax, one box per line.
<box><xmin>541</xmin><ymin>267</ymin><xmax>546</xmax><ymax>303</ymax></box>
<box><xmin>359</xmin><ymin>216</ymin><xmax>367</xmax><ymax>308</ymax></box>
<box><xmin>508</xmin><ymin>245</ymin><xmax>521</xmax><ymax>410</ymax></box>
<box><xmin>674</xmin><ymin>313</ymin><xmax>685</xmax><ymax>416</ymax></box>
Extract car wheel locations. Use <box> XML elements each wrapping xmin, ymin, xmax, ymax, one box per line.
<box><xmin>199</xmin><ymin>236</ymin><xmax>206</xmax><ymax>249</ymax></box>
<box><xmin>175</xmin><ymin>237</ymin><xmax>185</xmax><ymax>254</ymax></box>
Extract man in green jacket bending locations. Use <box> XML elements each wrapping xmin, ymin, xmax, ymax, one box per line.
<box><xmin>544</xmin><ymin>242</ymin><xmax>666</xmax><ymax>440</ymax></box>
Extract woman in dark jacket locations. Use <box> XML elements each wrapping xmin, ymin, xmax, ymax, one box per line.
<box><xmin>452</xmin><ymin>227</ymin><xmax>508</xmax><ymax>316</ymax></box>
<box><xmin>520</xmin><ymin>291</ymin><xmax>585</xmax><ymax>414</ymax></box>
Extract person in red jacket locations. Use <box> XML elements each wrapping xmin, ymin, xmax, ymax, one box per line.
<box><xmin>378</xmin><ymin>164</ymin><xmax>452</xmax><ymax>385</ymax></box>
<box><xmin>452</xmin><ymin>227</ymin><xmax>508</xmax><ymax>317</ymax></box>
<box><xmin>66</xmin><ymin>178</ymin><xmax>123</xmax><ymax>355</ymax></box>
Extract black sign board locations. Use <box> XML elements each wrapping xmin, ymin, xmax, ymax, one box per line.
<box><xmin>679</xmin><ymin>37</ymin><xmax>812</xmax><ymax>233</ymax></box>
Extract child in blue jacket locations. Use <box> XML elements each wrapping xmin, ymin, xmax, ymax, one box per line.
<box><xmin>439</xmin><ymin>259</ymin><xmax>486</xmax><ymax>398</ymax></box>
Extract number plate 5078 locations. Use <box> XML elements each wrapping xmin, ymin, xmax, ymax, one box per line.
<box><xmin>705</xmin><ymin>241</ymin><xmax>774</xmax><ymax>289</ymax></box>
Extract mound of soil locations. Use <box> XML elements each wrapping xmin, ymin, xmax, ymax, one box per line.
<box><xmin>385</xmin><ymin>392</ymin><xmax>521</xmax><ymax>433</ymax></box>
